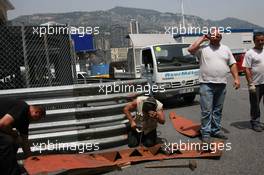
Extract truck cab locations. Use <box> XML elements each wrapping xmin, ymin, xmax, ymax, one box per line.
<box><xmin>112</xmin><ymin>34</ymin><xmax>200</xmax><ymax>103</ymax></box>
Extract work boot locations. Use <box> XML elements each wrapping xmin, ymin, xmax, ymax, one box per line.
<box><xmin>210</xmin><ymin>132</ymin><xmax>228</xmax><ymax>140</ymax></box>
<box><xmin>252</xmin><ymin>125</ymin><xmax>263</xmax><ymax>132</ymax></box>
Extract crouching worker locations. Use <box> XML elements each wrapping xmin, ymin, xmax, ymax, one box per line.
<box><xmin>123</xmin><ymin>96</ymin><xmax>165</xmax><ymax>148</ymax></box>
<box><xmin>0</xmin><ymin>98</ymin><xmax>46</xmax><ymax>175</ymax></box>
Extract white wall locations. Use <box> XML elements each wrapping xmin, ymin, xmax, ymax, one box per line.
<box><xmin>182</xmin><ymin>32</ymin><xmax>254</xmax><ymax>53</ymax></box>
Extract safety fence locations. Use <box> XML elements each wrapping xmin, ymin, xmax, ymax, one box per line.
<box><xmin>0</xmin><ymin>79</ymin><xmax>147</xmax><ymax>158</ymax></box>
<box><xmin>0</xmin><ymin>25</ymin><xmax>76</xmax><ymax>90</ymax></box>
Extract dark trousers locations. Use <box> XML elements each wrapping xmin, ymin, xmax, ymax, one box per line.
<box><xmin>249</xmin><ymin>84</ymin><xmax>264</xmax><ymax>126</ymax></box>
<box><xmin>128</xmin><ymin>127</ymin><xmax>157</xmax><ymax>148</ymax></box>
<box><xmin>0</xmin><ymin>132</ymin><xmax>20</xmax><ymax>175</ymax></box>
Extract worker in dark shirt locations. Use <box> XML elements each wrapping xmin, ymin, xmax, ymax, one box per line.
<box><xmin>0</xmin><ymin>98</ymin><xmax>46</xmax><ymax>175</ymax></box>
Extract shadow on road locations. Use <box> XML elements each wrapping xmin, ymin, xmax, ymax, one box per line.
<box><xmin>230</xmin><ymin>121</ymin><xmax>251</xmax><ymax>130</ymax></box>
<box><xmin>161</xmin><ymin>99</ymin><xmax>200</xmax><ymax>109</ymax></box>
<box><xmin>221</xmin><ymin>127</ymin><xmax>230</xmax><ymax>133</ymax></box>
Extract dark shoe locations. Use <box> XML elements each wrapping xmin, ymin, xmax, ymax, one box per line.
<box><xmin>259</xmin><ymin>123</ymin><xmax>264</xmax><ymax>130</ymax></box>
<box><xmin>200</xmin><ymin>137</ymin><xmax>212</xmax><ymax>153</ymax></box>
<box><xmin>252</xmin><ymin>125</ymin><xmax>263</xmax><ymax>132</ymax></box>
<box><xmin>211</xmin><ymin>132</ymin><xmax>228</xmax><ymax>140</ymax></box>
<box><xmin>201</xmin><ymin>136</ymin><xmax>211</xmax><ymax>144</ymax></box>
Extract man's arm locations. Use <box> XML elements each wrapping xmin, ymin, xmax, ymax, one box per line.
<box><xmin>242</xmin><ymin>52</ymin><xmax>256</xmax><ymax>92</ymax></box>
<box><xmin>188</xmin><ymin>35</ymin><xmax>208</xmax><ymax>55</ymax></box>
<box><xmin>123</xmin><ymin>99</ymin><xmax>137</xmax><ymax>129</ymax></box>
<box><xmin>18</xmin><ymin>134</ymin><xmax>32</xmax><ymax>158</ymax></box>
<box><xmin>156</xmin><ymin>110</ymin><xmax>165</xmax><ymax>124</ymax></box>
<box><xmin>230</xmin><ymin>64</ymin><xmax>240</xmax><ymax>89</ymax></box>
<box><xmin>0</xmin><ymin>114</ymin><xmax>18</xmax><ymax>137</ymax></box>
<box><xmin>244</xmin><ymin>67</ymin><xmax>256</xmax><ymax>92</ymax></box>
<box><xmin>245</xmin><ymin>67</ymin><xmax>253</xmax><ymax>84</ymax></box>
<box><xmin>0</xmin><ymin>114</ymin><xmax>32</xmax><ymax>157</ymax></box>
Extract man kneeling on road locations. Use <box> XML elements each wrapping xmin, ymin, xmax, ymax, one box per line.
<box><xmin>0</xmin><ymin>98</ymin><xmax>46</xmax><ymax>175</ymax></box>
<box><xmin>123</xmin><ymin>96</ymin><xmax>165</xmax><ymax>148</ymax></box>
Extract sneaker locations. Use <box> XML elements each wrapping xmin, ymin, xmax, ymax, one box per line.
<box><xmin>211</xmin><ymin>132</ymin><xmax>228</xmax><ymax>140</ymax></box>
<box><xmin>252</xmin><ymin>125</ymin><xmax>263</xmax><ymax>132</ymax></box>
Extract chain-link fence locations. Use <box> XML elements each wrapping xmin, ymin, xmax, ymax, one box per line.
<box><xmin>0</xmin><ymin>25</ymin><xmax>77</xmax><ymax>89</ymax></box>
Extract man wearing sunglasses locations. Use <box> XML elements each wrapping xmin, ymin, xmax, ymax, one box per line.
<box><xmin>123</xmin><ymin>96</ymin><xmax>165</xmax><ymax>148</ymax></box>
<box><xmin>188</xmin><ymin>28</ymin><xmax>240</xmax><ymax>143</ymax></box>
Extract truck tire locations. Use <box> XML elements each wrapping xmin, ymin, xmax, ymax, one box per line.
<box><xmin>183</xmin><ymin>94</ymin><xmax>196</xmax><ymax>104</ymax></box>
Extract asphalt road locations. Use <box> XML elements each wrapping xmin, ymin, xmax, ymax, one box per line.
<box><xmin>104</xmin><ymin>76</ymin><xmax>264</xmax><ymax>175</ymax></box>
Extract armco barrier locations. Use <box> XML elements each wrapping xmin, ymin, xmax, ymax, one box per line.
<box><xmin>0</xmin><ymin>79</ymin><xmax>147</xmax><ymax>157</ymax></box>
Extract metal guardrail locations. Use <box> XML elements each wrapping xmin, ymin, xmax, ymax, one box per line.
<box><xmin>0</xmin><ymin>79</ymin><xmax>146</xmax><ymax>156</ymax></box>
<box><xmin>29</xmin><ymin>114</ymin><xmax>128</xmax><ymax>130</ymax></box>
<box><xmin>0</xmin><ymin>79</ymin><xmax>147</xmax><ymax>98</ymax></box>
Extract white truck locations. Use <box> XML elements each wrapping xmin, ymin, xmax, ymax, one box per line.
<box><xmin>109</xmin><ymin>34</ymin><xmax>200</xmax><ymax>103</ymax></box>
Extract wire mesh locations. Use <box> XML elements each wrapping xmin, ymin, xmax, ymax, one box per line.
<box><xmin>0</xmin><ymin>25</ymin><xmax>77</xmax><ymax>89</ymax></box>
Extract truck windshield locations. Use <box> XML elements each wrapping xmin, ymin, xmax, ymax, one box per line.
<box><xmin>154</xmin><ymin>44</ymin><xmax>198</xmax><ymax>67</ymax></box>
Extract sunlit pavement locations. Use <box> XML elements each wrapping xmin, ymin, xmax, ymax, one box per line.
<box><xmin>105</xmin><ymin>76</ymin><xmax>264</xmax><ymax>175</ymax></box>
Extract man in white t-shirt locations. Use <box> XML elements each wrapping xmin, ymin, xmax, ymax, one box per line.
<box><xmin>242</xmin><ymin>32</ymin><xmax>264</xmax><ymax>132</ymax></box>
<box><xmin>188</xmin><ymin>29</ymin><xmax>240</xmax><ymax>143</ymax></box>
<box><xmin>123</xmin><ymin>96</ymin><xmax>165</xmax><ymax>147</ymax></box>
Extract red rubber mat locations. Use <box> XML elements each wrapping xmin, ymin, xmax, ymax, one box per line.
<box><xmin>169</xmin><ymin>112</ymin><xmax>201</xmax><ymax>137</ymax></box>
<box><xmin>24</xmin><ymin>142</ymin><xmax>223</xmax><ymax>174</ymax></box>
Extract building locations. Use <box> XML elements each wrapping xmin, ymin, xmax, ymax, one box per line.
<box><xmin>0</xmin><ymin>0</ymin><xmax>14</xmax><ymax>25</ymax></box>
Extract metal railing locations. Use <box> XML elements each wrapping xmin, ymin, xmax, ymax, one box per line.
<box><xmin>0</xmin><ymin>79</ymin><xmax>147</xmax><ymax>157</ymax></box>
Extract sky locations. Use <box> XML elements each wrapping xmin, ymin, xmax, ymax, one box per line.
<box><xmin>7</xmin><ymin>0</ymin><xmax>264</xmax><ymax>27</ymax></box>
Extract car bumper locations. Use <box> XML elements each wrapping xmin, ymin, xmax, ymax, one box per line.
<box><xmin>154</xmin><ymin>85</ymin><xmax>200</xmax><ymax>99</ymax></box>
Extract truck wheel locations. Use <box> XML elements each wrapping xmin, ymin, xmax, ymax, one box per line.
<box><xmin>183</xmin><ymin>94</ymin><xmax>196</xmax><ymax>104</ymax></box>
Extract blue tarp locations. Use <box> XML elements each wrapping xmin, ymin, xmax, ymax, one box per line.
<box><xmin>71</xmin><ymin>34</ymin><xmax>95</xmax><ymax>52</ymax></box>
<box><xmin>91</xmin><ymin>64</ymin><xmax>109</xmax><ymax>75</ymax></box>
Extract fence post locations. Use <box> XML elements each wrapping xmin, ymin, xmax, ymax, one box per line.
<box><xmin>43</xmin><ymin>32</ymin><xmax>53</xmax><ymax>86</ymax></box>
<box><xmin>21</xmin><ymin>25</ymin><xmax>30</xmax><ymax>88</ymax></box>
<box><xmin>68</xmin><ymin>25</ymin><xmax>78</xmax><ymax>84</ymax></box>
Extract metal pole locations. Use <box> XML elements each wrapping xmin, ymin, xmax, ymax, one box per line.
<box><xmin>68</xmin><ymin>25</ymin><xmax>78</xmax><ymax>84</ymax></box>
<box><xmin>21</xmin><ymin>25</ymin><xmax>30</xmax><ymax>88</ymax></box>
<box><xmin>136</xmin><ymin>21</ymin><xmax>139</xmax><ymax>34</ymax></box>
<box><xmin>43</xmin><ymin>33</ymin><xmax>52</xmax><ymax>86</ymax></box>
<box><xmin>181</xmin><ymin>0</ymin><xmax>185</xmax><ymax>43</ymax></box>
<box><xmin>181</xmin><ymin>0</ymin><xmax>185</xmax><ymax>28</ymax></box>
